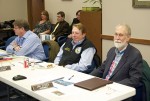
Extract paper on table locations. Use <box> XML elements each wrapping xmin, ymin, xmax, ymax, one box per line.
<box><xmin>29</xmin><ymin>73</ymin><xmax>64</xmax><ymax>84</ymax></box>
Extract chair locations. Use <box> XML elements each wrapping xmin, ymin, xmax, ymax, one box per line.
<box><xmin>133</xmin><ymin>59</ymin><xmax>150</xmax><ymax>101</ymax></box>
<box><xmin>42</xmin><ymin>40</ymin><xmax>60</xmax><ymax>62</ymax></box>
<box><xmin>141</xmin><ymin>59</ymin><xmax>150</xmax><ymax>101</ymax></box>
<box><xmin>0</xmin><ymin>35</ymin><xmax>16</xmax><ymax>50</ymax></box>
<box><xmin>0</xmin><ymin>40</ymin><xmax>6</xmax><ymax>49</ymax></box>
<box><xmin>82</xmin><ymin>59</ymin><xmax>96</xmax><ymax>74</ymax></box>
<box><xmin>0</xmin><ymin>81</ymin><xmax>8</xmax><ymax>98</ymax></box>
<box><xmin>83</xmin><ymin>54</ymin><xmax>101</xmax><ymax>74</ymax></box>
<box><xmin>5</xmin><ymin>36</ymin><xmax>17</xmax><ymax>48</ymax></box>
<box><xmin>42</xmin><ymin>41</ymin><xmax>50</xmax><ymax>62</ymax></box>
<box><xmin>57</xmin><ymin>34</ymin><xmax>69</xmax><ymax>47</ymax></box>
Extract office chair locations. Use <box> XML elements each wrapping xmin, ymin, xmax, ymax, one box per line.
<box><xmin>133</xmin><ymin>59</ymin><xmax>150</xmax><ymax>101</ymax></box>
<box><xmin>5</xmin><ymin>36</ymin><xmax>17</xmax><ymax>48</ymax></box>
<box><xmin>57</xmin><ymin>34</ymin><xmax>69</xmax><ymax>47</ymax></box>
<box><xmin>0</xmin><ymin>36</ymin><xmax>16</xmax><ymax>50</ymax></box>
<box><xmin>0</xmin><ymin>40</ymin><xmax>5</xmax><ymax>50</ymax></box>
<box><xmin>42</xmin><ymin>41</ymin><xmax>50</xmax><ymax>62</ymax></box>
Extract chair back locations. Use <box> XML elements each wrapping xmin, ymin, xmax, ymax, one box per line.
<box><xmin>142</xmin><ymin>59</ymin><xmax>150</xmax><ymax>101</ymax></box>
<box><xmin>0</xmin><ymin>36</ymin><xmax>16</xmax><ymax>50</ymax></box>
<box><xmin>133</xmin><ymin>59</ymin><xmax>150</xmax><ymax>101</ymax></box>
<box><xmin>57</xmin><ymin>35</ymin><xmax>68</xmax><ymax>46</ymax></box>
<box><xmin>83</xmin><ymin>54</ymin><xmax>101</xmax><ymax>74</ymax></box>
<box><xmin>42</xmin><ymin>43</ymin><xmax>50</xmax><ymax>62</ymax></box>
<box><xmin>5</xmin><ymin>36</ymin><xmax>17</xmax><ymax>48</ymax></box>
<box><xmin>42</xmin><ymin>40</ymin><xmax>60</xmax><ymax>62</ymax></box>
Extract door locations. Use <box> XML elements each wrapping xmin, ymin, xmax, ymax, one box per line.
<box><xmin>80</xmin><ymin>11</ymin><xmax>102</xmax><ymax>59</ymax></box>
<box><xmin>27</xmin><ymin>0</ymin><xmax>45</xmax><ymax>30</ymax></box>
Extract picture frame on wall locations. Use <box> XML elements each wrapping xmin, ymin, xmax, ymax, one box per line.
<box><xmin>132</xmin><ymin>0</ymin><xmax>150</xmax><ymax>8</ymax></box>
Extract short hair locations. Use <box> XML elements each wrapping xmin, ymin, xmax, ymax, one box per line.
<box><xmin>115</xmin><ymin>24</ymin><xmax>131</xmax><ymax>36</ymax></box>
<box><xmin>13</xmin><ymin>19</ymin><xmax>30</xmax><ymax>31</ymax></box>
<box><xmin>41</xmin><ymin>10</ymin><xmax>49</xmax><ymax>21</ymax></box>
<box><xmin>73</xmin><ymin>23</ymin><xmax>86</xmax><ymax>33</ymax></box>
<box><xmin>57</xmin><ymin>11</ymin><xmax>65</xmax><ymax>18</ymax></box>
<box><xmin>76</xmin><ymin>10</ymin><xmax>82</xmax><ymax>16</ymax></box>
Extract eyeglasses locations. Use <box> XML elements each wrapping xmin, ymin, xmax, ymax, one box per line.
<box><xmin>14</xmin><ymin>27</ymin><xmax>20</xmax><ymax>29</ymax></box>
<box><xmin>114</xmin><ymin>33</ymin><xmax>125</xmax><ymax>37</ymax></box>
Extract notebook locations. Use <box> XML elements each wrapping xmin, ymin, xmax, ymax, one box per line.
<box><xmin>74</xmin><ymin>77</ymin><xmax>113</xmax><ymax>91</ymax></box>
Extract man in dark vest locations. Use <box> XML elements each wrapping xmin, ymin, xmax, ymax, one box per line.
<box><xmin>54</xmin><ymin>23</ymin><xmax>100</xmax><ymax>73</ymax></box>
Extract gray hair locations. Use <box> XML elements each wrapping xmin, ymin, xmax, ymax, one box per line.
<box><xmin>115</xmin><ymin>24</ymin><xmax>131</xmax><ymax>36</ymax></box>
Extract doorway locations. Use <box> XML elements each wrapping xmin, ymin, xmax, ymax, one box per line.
<box><xmin>27</xmin><ymin>0</ymin><xmax>45</xmax><ymax>30</ymax></box>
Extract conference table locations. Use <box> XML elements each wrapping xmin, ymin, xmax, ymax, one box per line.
<box><xmin>0</xmin><ymin>50</ymin><xmax>136</xmax><ymax>101</ymax></box>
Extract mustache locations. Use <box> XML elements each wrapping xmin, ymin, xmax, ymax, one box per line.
<box><xmin>114</xmin><ymin>40</ymin><xmax>121</xmax><ymax>43</ymax></box>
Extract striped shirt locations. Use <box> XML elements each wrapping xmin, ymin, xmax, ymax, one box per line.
<box><xmin>6</xmin><ymin>30</ymin><xmax>46</xmax><ymax>60</ymax></box>
<box><xmin>105</xmin><ymin>47</ymin><xmax>127</xmax><ymax>80</ymax></box>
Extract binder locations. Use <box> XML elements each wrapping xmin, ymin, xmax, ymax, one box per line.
<box><xmin>74</xmin><ymin>77</ymin><xmax>113</xmax><ymax>91</ymax></box>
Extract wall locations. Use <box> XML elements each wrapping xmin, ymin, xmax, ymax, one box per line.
<box><xmin>45</xmin><ymin>0</ymin><xmax>83</xmax><ymax>24</ymax></box>
<box><xmin>0</xmin><ymin>0</ymin><xmax>27</xmax><ymax>22</ymax></box>
<box><xmin>102</xmin><ymin>0</ymin><xmax>150</xmax><ymax>65</ymax></box>
<box><xmin>45</xmin><ymin>0</ymin><xmax>101</xmax><ymax>24</ymax></box>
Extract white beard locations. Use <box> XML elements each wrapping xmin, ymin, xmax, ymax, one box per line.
<box><xmin>114</xmin><ymin>40</ymin><xmax>126</xmax><ymax>49</ymax></box>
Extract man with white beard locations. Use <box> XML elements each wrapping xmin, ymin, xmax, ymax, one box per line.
<box><xmin>105</xmin><ymin>24</ymin><xmax>143</xmax><ymax>83</ymax></box>
<box><xmin>93</xmin><ymin>24</ymin><xmax>143</xmax><ymax>100</ymax></box>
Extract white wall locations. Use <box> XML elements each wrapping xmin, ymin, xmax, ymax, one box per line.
<box><xmin>0</xmin><ymin>0</ymin><xmax>27</xmax><ymax>22</ymax></box>
<box><xmin>45</xmin><ymin>0</ymin><xmax>101</xmax><ymax>24</ymax></box>
<box><xmin>45</xmin><ymin>0</ymin><xmax>83</xmax><ymax>24</ymax></box>
<box><xmin>102</xmin><ymin>0</ymin><xmax>150</xmax><ymax>65</ymax></box>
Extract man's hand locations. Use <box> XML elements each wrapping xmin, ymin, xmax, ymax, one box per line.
<box><xmin>67</xmin><ymin>34</ymin><xmax>72</xmax><ymax>38</ymax></box>
<box><xmin>52</xmin><ymin>37</ymin><xmax>55</xmax><ymax>41</ymax></box>
<box><xmin>11</xmin><ymin>42</ymin><xmax>21</xmax><ymax>51</ymax></box>
<box><xmin>14</xmin><ymin>46</ymin><xmax>21</xmax><ymax>51</ymax></box>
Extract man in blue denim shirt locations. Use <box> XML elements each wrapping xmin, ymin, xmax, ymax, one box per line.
<box><xmin>6</xmin><ymin>19</ymin><xmax>46</xmax><ymax>60</ymax></box>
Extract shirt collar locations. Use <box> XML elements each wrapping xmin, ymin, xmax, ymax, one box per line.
<box><xmin>71</xmin><ymin>38</ymin><xmax>85</xmax><ymax>46</ymax></box>
<box><xmin>20</xmin><ymin>30</ymin><xmax>31</xmax><ymax>39</ymax></box>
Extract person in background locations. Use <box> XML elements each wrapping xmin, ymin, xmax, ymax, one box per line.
<box><xmin>33</xmin><ymin>10</ymin><xmax>51</xmax><ymax>35</ymax></box>
<box><xmin>51</xmin><ymin>11</ymin><xmax>69</xmax><ymax>41</ymax></box>
<box><xmin>54</xmin><ymin>23</ymin><xmax>100</xmax><ymax>73</ymax></box>
<box><xmin>68</xmin><ymin>10</ymin><xmax>82</xmax><ymax>38</ymax></box>
<box><xmin>6</xmin><ymin>19</ymin><xmax>46</xmax><ymax>60</ymax></box>
<box><xmin>94</xmin><ymin>24</ymin><xmax>143</xmax><ymax>101</ymax></box>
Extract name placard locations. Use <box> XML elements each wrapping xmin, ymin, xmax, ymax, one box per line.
<box><xmin>0</xmin><ymin>66</ymin><xmax>11</xmax><ymax>72</ymax></box>
<box><xmin>31</xmin><ymin>81</ymin><xmax>53</xmax><ymax>91</ymax></box>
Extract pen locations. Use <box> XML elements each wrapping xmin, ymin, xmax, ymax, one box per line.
<box><xmin>68</xmin><ymin>75</ymin><xmax>74</xmax><ymax>80</ymax></box>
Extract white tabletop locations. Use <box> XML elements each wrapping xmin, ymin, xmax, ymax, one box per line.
<box><xmin>0</xmin><ymin>51</ymin><xmax>135</xmax><ymax>101</ymax></box>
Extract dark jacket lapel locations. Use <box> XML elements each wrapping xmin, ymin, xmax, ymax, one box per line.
<box><xmin>110</xmin><ymin>44</ymin><xmax>131</xmax><ymax>79</ymax></box>
<box><xmin>103</xmin><ymin>49</ymin><xmax>116</xmax><ymax>78</ymax></box>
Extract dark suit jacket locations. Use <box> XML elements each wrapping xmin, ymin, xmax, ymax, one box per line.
<box><xmin>53</xmin><ymin>20</ymin><xmax>69</xmax><ymax>40</ymax></box>
<box><xmin>100</xmin><ymin>44</ymin><xmax>143</xmax><ymax>88</ymax></box>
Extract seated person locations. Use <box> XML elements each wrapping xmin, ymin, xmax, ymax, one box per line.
<box><xmin>51</xmin><ymin>11</ymin><xmax>69</xmax><ymax>41</ymax></box>
<box><xmin>95</xmin><ymin>24</ymin><xmax>142</xmax><ymax>89</ymax></box>
<box><xmin>33</xmin><ymin>10</ymin><xmax>51</xmax><ymax>35</ymax></box>
<box><xmin>6</xmin><ymin>19</ymin><xmax>46</xmax><ymax>61</ymax></box>
<box><xmin>68</xmin><ymin>10</ymin><xmax>82</xmax><ymax>38</ymax></box>
<box><xmin>54</xmin><ymin>23</ymin><xmax>100</xmax><ymax>73</ymax></box>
